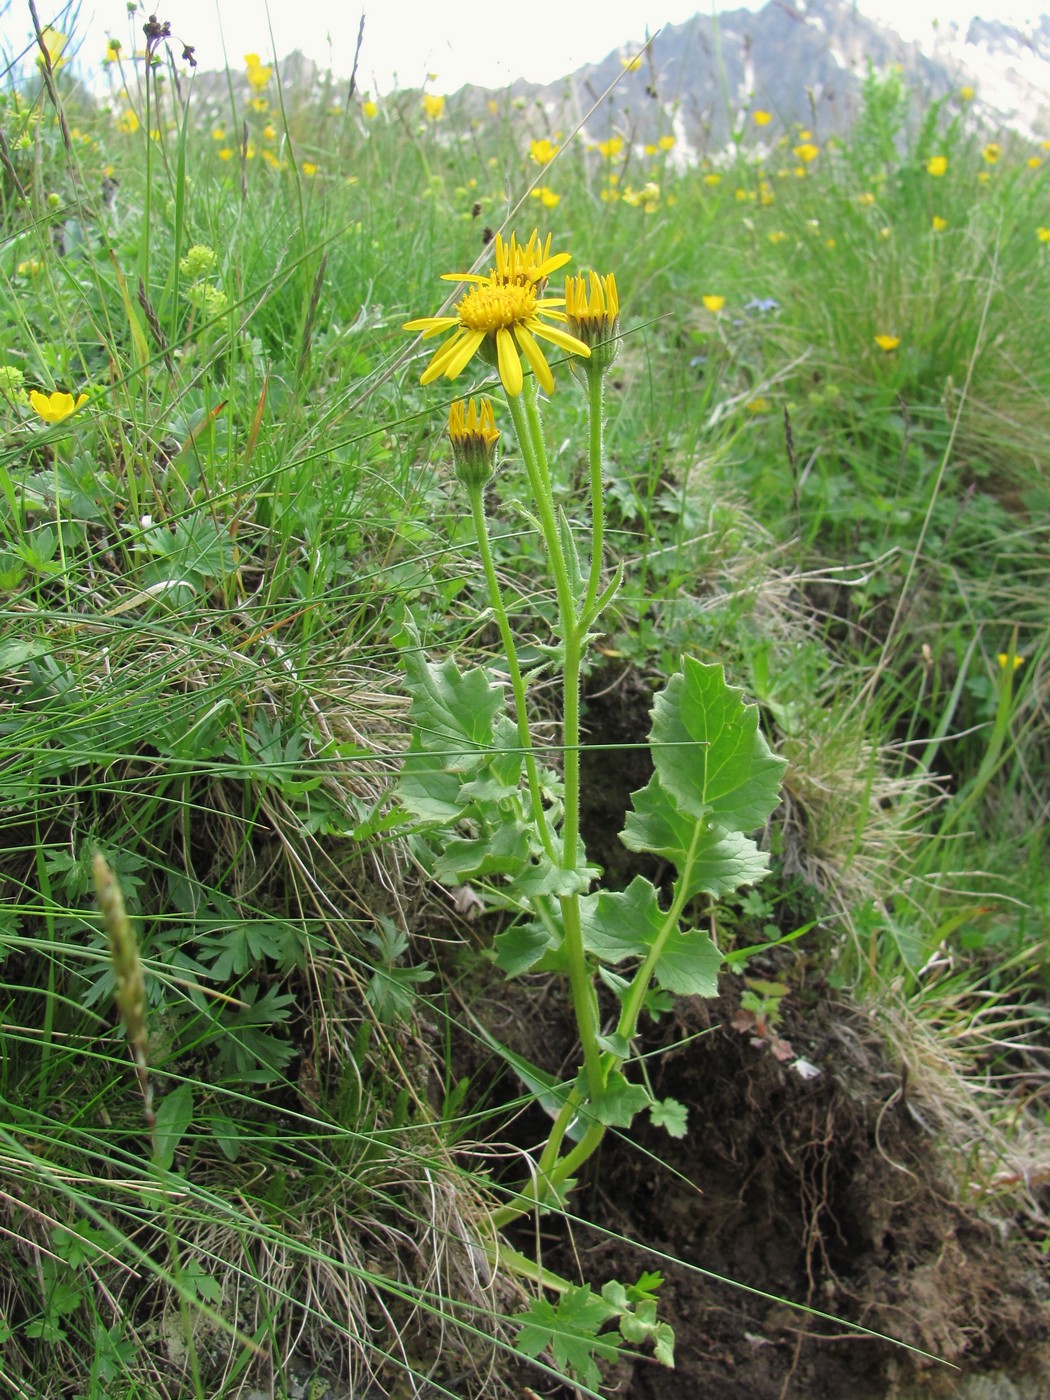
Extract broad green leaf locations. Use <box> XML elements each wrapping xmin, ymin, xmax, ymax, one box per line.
<box><xmin>650</xmin><ymin>656</ymin><xmax>786</xmax><ymax>831</ymax></box>
<box><xmin>493</xmin><ymin>919</ymin><xmax>567</xmax><ymax>977</ymax></box>
<box><xmin>621</xmin><ymin>775</ymin><xmax>771</xmax><ymax>899</ymax></box>
<box><xmin>581</xmin><ymin>875</ymin><xmax>723</xmax><ymax>997</ymax></box>
<box><xmin>402</xmin><ymin>646</ymin><xmax>509</xmax><ymax>777</ymax></box>
<box><xmin>583</xmin><ymin>1069</ymin><xmax>650</xmax><ymax>1128</ymax></box>
<box><xmin>397</xmin><ymin>741</ymin><xmax>463</xmax><ymax>821</ymax></box>
<box><xmin>433</xmin><ymin>817</ymin><xmax>530</xmax><ymax>883</ymax></box>
<box><xmin>153</xmin><ymin>1083</ymin><xmax>194</xmax><ymax>1170</ymax></box>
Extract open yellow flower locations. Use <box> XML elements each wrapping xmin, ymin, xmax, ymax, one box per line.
<box><xmin>702</xmin><ymin>294</ymin><xmax>725</xmax><ymax>313</ymax></box>
<box><xmin>874</xmin><ymin>334</ymin><xmax>900</xmax><ymax>352</ymax></box>
<box><xmin>405</xmin><ymin>231</ymin><xmax>590</xmax><ymax>396</ymax></box>
<box><xmin>30</xmin><ymin>389</ymin><xmax>88</xmax><ymax>422</ymax></box>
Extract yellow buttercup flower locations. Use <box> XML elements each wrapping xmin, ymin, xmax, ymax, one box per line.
<box><xmin>703</xmin><ymin>172</ymin><xmax>722</xmax><ymax>187</ymax></box>
<box><xmin>927</xmin><ymin>155</ymin><xmax>947</xmax><ymax>176</ymax></box>
<box><xmin>959</xmin><ymin>85</ymin><xmax>975</xmax><ymax>102</ymax></box>
<box><xmin>423</xmin><ymin>93</ymin><xmax>445</xmax><ymax>121</ymax></box>
<box><xmin>30</xmin><ymin>389</ymin><xmax>88</xmax><ymax>422</ymax></box>
<box><xmin>620</xmin><ymin>55</ymin><xmax>642</xmax><ymax>71</ymax></box>
<box><xmin>982</xmin><ymin>142</ymin><xmax>1001</xmax><ymax>164</ymax></box>
<box><xmin>874</xmin><ymin>334</ymin><xmax>900</xmax><ymax>352</ymax></box>
<box><xmin>658</xmin><ymin>135</ymin><xmax>675</xmax><ymax>151</ymax></box>
<box><xmin>702</xmin><ymin>294</ymin><xmax>725</xmax><ymax>313</ymax></box>
<box><xmin>245</xmin><ymin>54</ymin><xmax>272</xmax><ymax>90</ymax></box>
<box><xmin>793</xmin><ymin>142</ymin><xmax>819</xmax><ymax>163</ymax></box>
<box><xmin>932</xmin><ymin>215</ymin><xmax>947</xmax><ymax>231</ymax></box>
<box><xmin>363</xmin><ymin>99</ymin><xmax>378</xmax><ymax>119</ymax></box>
<box><xmin>530</xmin><ymin>186</ymin><xmax>560</xmax><ymax>208</ymax></box>
<box><xmin>596</xmin><ymin>137</ymin><xmax>624</xmax><ymax>159</ymax></box>
<box><xmin>1037</xmin><ymin>227</ymin><xmax>1050</xmax><ymax>242</ymax></box>
<box><xmin>753</xmin><ymin>110</ymin><xmax>772</xmax><ymax>126</ymax></box>
<box><xmin>404</xmin><ymin>230</ymin><xmax>590</xmax><ymax>397</ymax></box>
<box><xmin>1027</xmin><ymin>155</ymin><xmax>1041</xmax><ymax>169</ymax></box>
<box><xmin>529</xmin><ymin>138</ymin><xmax>559</xmax><ymax>165</ymax></box>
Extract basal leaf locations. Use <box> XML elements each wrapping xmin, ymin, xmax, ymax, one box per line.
<box><xmin>650</xmin><ymin>656</ymin><xmax>786</xmax><ymax>831</ymax></box>
<box><xmin>432</xmin><ymin>815</ymin><xmax>530</xmax><ymax>882</ymax></box>
<box><xmin>402</xmin><ymin>646</ymin><xmax>508</xmax><ymax>776</ymax></box>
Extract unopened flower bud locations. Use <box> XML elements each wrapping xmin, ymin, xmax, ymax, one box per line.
<box><xmin>448</xmin><ymin>397</ymin><xmax>499</xmax><ymax>488</ymax></box>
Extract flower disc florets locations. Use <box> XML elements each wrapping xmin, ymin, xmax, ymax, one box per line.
<box><xmin>448</xmin><ymin>397</ymin><xmax>499</xmax><ymax>487</ymax></box>
<box><xmin>404</xmin><ymin>229</ymin><xmax>590</xmax><ymax>396</ymax></box>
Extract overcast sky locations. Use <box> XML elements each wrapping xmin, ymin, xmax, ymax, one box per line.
<box><xmin>1</xmin><ymin>0</ymin><xmax>1037</xmax><ymax>93</ymax></box>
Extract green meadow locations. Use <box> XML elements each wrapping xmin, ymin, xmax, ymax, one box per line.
<box><xmin>1</xmin><ymin>19</ymin><xmax>1048</xmax><ymax>1399</ymax></box>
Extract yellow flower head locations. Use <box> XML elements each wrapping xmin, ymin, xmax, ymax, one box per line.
<box><xmin>448</xmin><ymin>397</ymin><xmax>499</xmax><ymax>485</ymax></box>
<box><xmin>301</xmin><ymin>161</ymin><xmax>318</xmax><ymax>177</ymax></box>
<box><xmin>997</xmin><ymin>652</ymin><xmax>1025</xmax><ymax>671</ymax></box>
<box><xmin>1027</xmin><ymin>155</ymin><xmax>1041</xmax><ymax>169</ymax></box>
<box><xmin>363</xmin><ymin>99</ymin><xmax>378</xmax><ymax>119</ymax></box>
<box><xmin>620</xmin><ymin>55</ymin><xmax>642</xmax><ymax>71</ymax></box>
<box><xmin>959</xmin><ymin>85</ymin><xmax>975</xmax><ymax>102</ymax></box>
<box><xmin>874</xmin><ymin>334</ymin><xmax>900</xmax><ymax>352</ymax></box>
<box><xmin>423</xmin><ymin>92</ymin><xmax>445</xmax><ymax>121</ymax></box>
<box><xmin>702</xmin><ymin>294</ymin><xmax>725</xmax><ymax>313</ymax></box>
<box><xmin>982</xmin><ymin>142</ymin><xmax>1001</xmax><ymax>164</ymax></box>
<box><xmin>857</xmin><ymin>191</ymin><xmax>876</xmax><ymax>206</ymax></box>
<box><xmin>404</xmin><ymin>230</ymin><xmax>590</xmax><ymax>397</ymax></box>
<box><xmin>529</xmin><ymin>137</ymin><xmax>559</xmax><ymax>165</ymax></box>
<box><xmin>564</xmin><ymin>271</ymin><xmax>620</xmax><ymax>372</ymax></box>
<box><xmin>1037</xmin><ymin>226</ymin><xmax>1050</xmax><ymax>242</ymax></box>
<box><xmin>927</xmin><ymin>155</ymin><xmax>947</xmax><ymax>177</ymax></box>
<box><xmin>703</xmin><ymin>172</ymin><xmax>722</xmax><ymax>187</ymax></box>
<box><xmin>658</xmin><ymin>135</ymin><xmax>675</xmax><ymax>151</ymax></box>
<box><xmin>597</xmin><ymin>137</ymin><xmax>624</xmax><ymax>160</ymax></box>
<box><xmin>793</xmin><ymin>142</ymin><xmax>819</xmax><ymax>163</ymax></box>
<box><xmin>932</xmin><ymin>215</ymin><xmax>947</xmax><ymax>231</ymax></box>
<box><xmin>30</xmin><ymin>389</ymin><xmax>88</xmax><ymax>423</ymax></box>
<box><xmin>104</xmin><ymin>38</ymin><xmax>121</xmax><ymax>62</ymax></box>
<box><xmin>530</xmin><ymin>186</ymin><xmax>560</xmax><ymax>208</ymax></box>
<box><xmin>753</xmin><ymin>110</ymin><xmax>772</xmax><ymax>126</ymax></box>
<box><xmin>116</xmin><ymin>108</ymin><xmax>140</xmax><ymax>134</ymax></box>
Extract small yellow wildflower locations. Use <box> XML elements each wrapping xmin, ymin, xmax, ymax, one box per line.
<box><xmin>217</xmin><ymin>148</ymin><xmax>233</xmax><ymax>161</ymax></box>
<box><xmin>116</xmin><ymin>108</ymin><xmax>140</xmax><ymax>134</ymax></box>
<box><xmin>301</xmin><ymin>161</ymin><xmax>318</xmax><ymax>177</ymax></box>
<box><xmin>997</xmin><ymin>653</ymin><xmax>1024</xmax><ymax>670</ymax></box>
<box><xmin>16</xmin><ymin>259</ymin><xmax>43</xmax><ymax>276</ymax></box>
<box><xmin>932</xmin><ymin>215</ymin><xmax>947</xmax><ymax>231</ymax></box>
<box><xmin>597</xmin><ymin>137</ymin><xmax>624</xmax><ymax>159</ymax></box>
<box><xmin>529</xmin><ymin>186</ymin><xmax>560</xmax><ymax>208</ymax></box>
<box><xmin>977</xmin><ymin>170</ymin><xmax>990</xmax><ymax>185</ymax></box>
<box><xmin>793</xmin><ymin>142</ymin><xmax>819</xmax><ymax>163</ymax></box>
<box><xmin>363</xmin><ymin>99</ymin><xmax>378</xmax><ymax>119</ymax></box>
<box><xmin>874</xmin><ymin>334</ymin><xmax>900</xmax><ymax>352</ymax></box>
<box><xmin>703</xmin><ymin>172</ymin><xmax>722</xmax><ymax>187</ymax></box>
<box><xmin>261</xmin><ymin>149</ymin><xmax>281</xmax><ymax>170</ymax></box>
<box><xmin>959</xmin><ymin>85</ymin><xmax>974</xmax><ymax>102</ymax></box>
<box><xmin>620</xmin><ymin>55</ymin><xmax>642</xmax><ymax>71</ymax></box>
<box><xmin>658</xmin><ymin>135</ymin><xmax>675</xmax><ymax>151</ymax></box>
<box><xmin>622</xmin><ymin>182</ymin><xmax>660</xmax><ymax>213</ymax></box>
<box><xmin>211</xmin><ymin>126</ymin><xmax>226</xmax><ymax>141</ymax></box>
<box><xmin>982</xmin><ymin>142</ymin><xmax>1001</xmax><ymax>164</ymax></box>
<box><xmin>250</xmin><ymin>97</ymin><xmax>269</xmax><ymax>113</ymax></box>
<box><xmin>423</xmin><ymin>93</ymin><xmax>445</xmax><ymax>121</ymax></box>
<box><xmin>1027</xmin><ymin>155</ymin><xmax>1041</xmax><ymax>169</ymax></box>
<box><xmin>744</xmin><ymin>397</ymin><xmax>770</xmax><ymax>413</ymax></box>
<box><xmin>104</xmin><ymin>38</ymin><xmax>121</xmax><ymax>62</ymax></box>
<box><xmin>857</xmin><ymin>191</ymin><xmax>876</xmax><ymax>206</ymax></box>
<box><xmin>879</xmin><ymin>226</ymin><xmax>892</xmax><ymax>240</ymax></box>
<box><xmin>753</xmin><ymin>110</ymin><xmax>772</xmax><ymax>126</ymax></box>
<box><xmin>927</xmin><ymin>155</ymin><xmax>947</xmax><ymax>176</ymax></box>
<box><xmin>529</xmin><ymin>138</ymin><xmax>559</xmax><ymax>165</ymax></box>
<box><xmin>702</xmin><ymin>295</ymin><xmax>725</xmax><ymax>313</ymax></box>
<box><xmin>487</xmin><ymin>99</ymin><xmax>499</xmax><ymax>115</ymax></box>
<box><xmin>825</xmin><ymin>237</ymin><xmax>836</xmax><ymax>249</ymax></box>
<box><xmin>245</xmin><ymin>54</ymin><xmax>272</xmax><ymax>91</ymax></box>
<box><xmin>768</xmin><ymin>230</ymin><xmax>788</xmax><ymax>244</ymax></box>
<box><xmin>30</xmin><ymin>389</ymin><xmax>88</xmax><ymax>422</ymax></box>
<box><xmin>179</xmin><ymin>244</ymin><xmax>217</xmax><ymax>278</ymax></box>
<box><xmin>404</xmin><ymin>230</ymin><xmax>589</xmax><ymax>397</ymax></box>
<box><xmin>1038</xmin><ymin>227</ymin><xmax>1050</xmax><ymax>242</ymax></box>
<box><xmin>263</xmin><ymin>123</ymin><xmax>277</xmax><ymax>141</ymax></box>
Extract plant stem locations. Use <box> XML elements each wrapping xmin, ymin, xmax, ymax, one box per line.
<box><xmin>583</xmin><ymin>364</ymin><xmax>607</xmax><ymax>618</ymax></box>
<box><xmin>465</xmin><ymin>480</ymin><xmax>557</xmax><ymax>863</ymax></box>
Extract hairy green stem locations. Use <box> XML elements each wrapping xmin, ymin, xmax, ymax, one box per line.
<box><xmin>583</xmin><ymin>364</ymin><xmax>607</xmax><ymax>618</ymax></box>
<box><xmin>465</xmin><ymin>480</ymin><xmax>558</xmax><ymax>863</ymax></box>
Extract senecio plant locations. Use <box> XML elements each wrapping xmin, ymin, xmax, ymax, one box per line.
<box><xmin>401</xmin><ymin>231</ymin><xmax>786</xmax><ymax>1389</ymax></box>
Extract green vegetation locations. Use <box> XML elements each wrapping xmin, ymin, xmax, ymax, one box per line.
<box><xmin>1</xmin><ymin>14</ymin><xmax>1047</xmax><ymax>1397</ymax></box>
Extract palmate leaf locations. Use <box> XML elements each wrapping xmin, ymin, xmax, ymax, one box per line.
<box><xmin>650</xmin><ymin>656</ymin><xmax>786</xmax><ymax>832</ymax></box>
<box><xmin>515</xmin><ymin>1286</ymin><xmax>620</xmax><ymax>1393</ymax></box>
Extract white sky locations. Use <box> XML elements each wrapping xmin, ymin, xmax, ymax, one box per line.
<box><xmin>1</xmin><ymin>0</ymin><xmax>1039</xmax><ymax>93</ymax></box>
